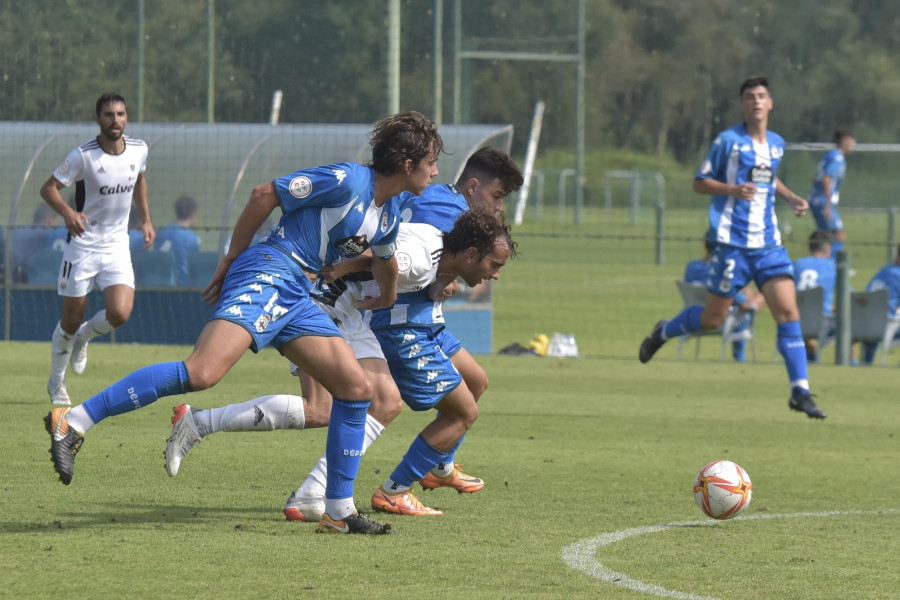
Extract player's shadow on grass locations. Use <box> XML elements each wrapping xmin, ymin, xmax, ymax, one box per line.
<box><xmin>0</xmin><ymin>503</ymin><xmax>286</xmax><ymax>533</ymax></box>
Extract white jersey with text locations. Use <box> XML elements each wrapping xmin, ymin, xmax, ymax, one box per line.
<box><xmin>53</xmin><ymin>135</ymin><xmax>148</xmax><ymax>251</ymax></box>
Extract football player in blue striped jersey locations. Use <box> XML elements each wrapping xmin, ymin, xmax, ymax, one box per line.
<box><xmin>640</xmin><ymin>76</ymin><xmax>826</xmax><ymax>419</ymax></box>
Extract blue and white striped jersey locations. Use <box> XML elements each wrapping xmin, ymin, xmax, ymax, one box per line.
<box><xmin>395</xmin><ymin>183</ymin><xmax>469</xmax><ymax>230</ymax></box>
<box><xmin>809</xmin><ymin>149</ymin><xmax>847</xmax><ymax>206</ymax></box>
<box><xmin>696</xmin><ymin>124</ymin><xmax>786</xmax><ymax>249</ymax></box>
<box><xmin>265</xmin><ymin>162</ymin><xmax>400</xmax><ymax>274</ymax></box>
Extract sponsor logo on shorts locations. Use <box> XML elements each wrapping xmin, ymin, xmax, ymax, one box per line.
<box><xmin>226</xmin><ymin>305</ymin><xmax>243</xmax><ymax>318</ymax></box>
<box><xmin>416</xmin><ymin>356</ymin><xmax>433</xmax><ymax>369</ymax></box>
<box><xmin>436</xmin><ymin>381</ymin><xmax>452</xmax><ymax>393</ymax></box>
<box><xmin>408</xmin><ymin>343</ymin><xmax>422</xmax><ymax>358</ymax></box>
<box><xmin>426</xmin><ymin>370</ymin><xmax>439</xmax><ymax>383</ymax></box>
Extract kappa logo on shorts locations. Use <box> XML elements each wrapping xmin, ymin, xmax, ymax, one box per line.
<box><xmin>248</xmin><ymin>283</ymin><xmax>263</xmax><ymax>294</ymax></box>
<box><xmin>254</xmin><ymin>314</ymin><xmax>270</xmax><ymax>332</ymax></box>
<box><xmin>426</xmin><ymin>370</ymin><xmax>439</xmax><ymax>383</ymax></box>
<box><xmin>256</xmin><ymin>274</ymin><xmax>274</xmax><ymax>284</ymax></box>
<box><xmin>237</xmin><ymin>294</ymin><xmax>253</xmax><ymax>304</ymax></box>
<box><xmin>408</xmin><ymin>343</ymin><xmax>422</xmax><ymax>358</ymax></box>
<box><xmin>403</xmin><ymin>333</ymin><xmax>416</xmax><ymax>342</ymax></box>
<box><xmin>436</xmin><ymin>381</ymin><xmax>452</xmax><ymax>393</ymax></box>
<box><xmin>416</xmin><ymin>356</ymin><xmax>433</xmax><ymax>370</ymax></box>
<box><xmin>226</xmin><ymin>305</ymin><xmax>243</xmax><ymax>318</ymax></box>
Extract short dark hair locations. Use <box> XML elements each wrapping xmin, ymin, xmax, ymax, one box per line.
<box><xmin>174</xmin><ymin>195</ymin><xmax>198</xmax><ymax>220</ymax></box>
<box><xmin>368</xmin><ymin>111</ymin><xmax>444</xmax><ymax>176</ymax></box>
<box><xmin>739</xmin><ymin>76</ymin><xmax>769</xmax><ymax>97</ymax></box>
<box><xmin>704</xmin><ymin>239</ymin><xmax>715</xmax><ymax>254</ymax></box>
<box><xmin>458</xmin><ymin>147</ymin><xmax>524</xmax><ymax>195</ymax></box>
<box><xmin>834</xmin><ymin>127</ymin><xmax>855</xmax><ymax>144</ymax></box>
<box><xmin>96</xmin><ymin>93</ymin><xmax>126</xmax><ymax>117</ymax></box>
<box><xmin>443</xmin><ymin>207</ymin><xmax>517</xmax><ymax>261</ymax></box>
<box><xmin>808</xmin><ymin>230</ymin><xmax>832</xmax><ymax>254</ymax></box>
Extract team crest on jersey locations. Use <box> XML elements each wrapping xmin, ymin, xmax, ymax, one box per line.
<box><xmin>380</xmin><ymin>212</ymin><xmax>390</xmax><ymax>233</ymax></box>
<box><xmin>289</xmin><ymin>176</ymin><xmax>313</xmax><ymax>198</ymax></box>
<box><xmin>335</xmin><ymin>234</ymin><xmax>369</xmax><ymax>256</ymax></box>
<box><xmin>130</xmin><ymin>164</ymin><xmax>135</xmax><ymax>172</ymax></box>
<box><xmin>254</xmin><ymin>314</ymin><xmax>271</xmax><ymax>333</ymax></box>
<box><xmin>396</xmin><ymin>251</ymin><xmax>411</xmax><ymax>272</ymax></box>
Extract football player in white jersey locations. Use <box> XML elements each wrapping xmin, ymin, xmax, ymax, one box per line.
<box><xmin>39</xmin><ymin>93</ymin><xmax>155</xmax><ymax>406</ymax></box>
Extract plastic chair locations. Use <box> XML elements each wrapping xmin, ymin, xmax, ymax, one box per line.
<box><xmin>187</xmin><ymin>251</ymin><xmax>220</xmax><ymax>287</ymax></box>
<box><xmin>675</xmin><ymin>281</ymin><xmax>756</xmax><ymax>361</ymax></box>
<box><xmin>133</xmin><ymin>251</ymin><xmax>176</xmax><ymax>287</ymax></box>
<box><xmin>25</xmin><ymin>249</ymin><xmax>63</xmax><ymax>285</ymax></box>
<box><xmin>849</xmin><ymin>288</ymin><xmax>900</xmax><ymax>365</ymax></box>
<box><xmin>796</xmin><ymin>286</ymin><xmax>835</xmax><ymax>356</ymax></box>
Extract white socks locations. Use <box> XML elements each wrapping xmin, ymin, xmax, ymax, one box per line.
<box><xmin>50</xmin><ymin>322</ymin><xmax>74</xmax><ymax>384</ymax></box>
<box><xmin>78</xmin><ymin>310</ymin><xmax>114</xmax><ymax>343</ymax></box>
<box><xmin>194</xmin><ymin>394</ymin><xmax>306</xmax><ymax>437</ymax></box>
<box><xmin>64</xmin><ymin>405</ymin><xmax>96</xmax><ymax>434</ymax></box>
<box><xmin>295</xmin><ymin>413</ymin><xmax>386</xmax><ymax>500</ymax></box>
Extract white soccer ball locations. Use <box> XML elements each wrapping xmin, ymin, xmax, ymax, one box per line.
<box><xmin>693</xmin><ymin>460</ymin><xmax>752</xmax><ymax>520</ymax></box>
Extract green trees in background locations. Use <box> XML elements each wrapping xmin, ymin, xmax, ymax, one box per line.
<box><xmin>3</xmin><ymin>0</ymin><xmax>900</xmax><ymax>161</ymax></box>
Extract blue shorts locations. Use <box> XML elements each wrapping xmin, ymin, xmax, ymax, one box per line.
<box><xmin>373</xmin><ymin>326</ymin><xmax>462</xmax><ymax>411</ymax></box>
<box><xmin>708</xmin><ymin>245</ymin><xmax>794</xmax><ymax>299</ymax></box>
<box><xmin>809</xmin><ymin>197</ymin><xmax>843</xmax><ymax>232</ymax></box>
<box><xmin>211</xmin><ymin>244</ymin><xmax>341</xmax><ymax>353</ymax></box>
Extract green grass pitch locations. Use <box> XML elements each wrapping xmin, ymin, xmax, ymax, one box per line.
<box><xmin>2</xmin><ymin>206</ymin><xmax>899</xmax><ymax>599</ymax></box>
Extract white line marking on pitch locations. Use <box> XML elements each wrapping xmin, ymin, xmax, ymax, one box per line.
<box><xmin>561</xmin><ymin>508</ymin><xmax>900</xmax><ymax>600</ymax></box>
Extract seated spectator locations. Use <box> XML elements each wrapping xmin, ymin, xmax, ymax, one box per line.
<box><xmin>12</xmin><ymin>204</ymin><xmax>68</xmax><ymax>283</ymax></box>
<box><xmin>154</xmin><ymin>195</ymin><xmax>201</xmax><ymax>285</ymax></box>
<box><xmin>862</xmin><ymin>247</ymin><xmax>900</xmax><ymax>364</ymax></box>
<box><xmin>792</xmin><ymin>231</ymin><xmax>836</xmax><ymax>362</ymax></box>
<box><xmin>684</xmin><ymin>239</ymin><xmax>765</xmax><ymax>362</ymax></box>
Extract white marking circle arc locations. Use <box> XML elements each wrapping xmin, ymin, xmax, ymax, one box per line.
<box><xmin>561</xmin><ymin>508</ymin><xmax>900</xmax><ymax>600</ymax></box>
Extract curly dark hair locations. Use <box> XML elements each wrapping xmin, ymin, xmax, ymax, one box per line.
<box><xmin>368</xmin><ymin>111</ymin><xmax>444</xmax><ymax>176</ymax></box>
<box><xmin>458</xmin><ymin>147</ymin><xmax>524</xmax><ymax>194</ymax></box>
<box><xmin>443</xmin><ymin>207</ymin><xmax>517</xmax><ymax>261</ymax></box>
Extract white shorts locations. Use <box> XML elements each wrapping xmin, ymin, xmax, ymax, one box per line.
<box><xmin>58</xmin><ymin>243</ymin><xmax>134</xmax><ymax>297</ymax></box>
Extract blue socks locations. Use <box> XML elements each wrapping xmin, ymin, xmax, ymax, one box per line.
<box><xmin>83</xmin><ymin>361</ymin><xmax>191</xmax><ymax>423</ymax></box>
<box><xmin>324</xmin><ymin>398</ymin><xmax>371</xmax><ymax>500</ymax></box>
<box><xmin>663</xmin><ymin>305</ymin><xmax>704</xmax><ymax>339</ymax></box>
<box><xmin>777</xmin><ymin>321</ymin><xmax>808</xmax><ymax>385</ymax></box>
<box><xmin>388</xmin><ymin>434</ymin><xmax>449</xmax><ymax>489</ymax></box>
